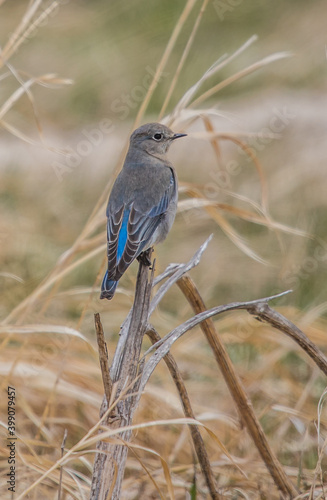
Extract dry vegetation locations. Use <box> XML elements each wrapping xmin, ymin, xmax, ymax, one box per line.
<box><xmin>1</xmin><ymin>1</ymin><xmax>327</xmax><ymax>499</ymax></box>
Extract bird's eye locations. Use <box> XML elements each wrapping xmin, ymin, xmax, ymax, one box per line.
<box><xmin>153</xmin><ymin>133</ymin><xmax>162</xmax><ymax>141</ymax></box>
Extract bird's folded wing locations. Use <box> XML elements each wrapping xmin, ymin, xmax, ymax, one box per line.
<box><xmin>107</xmin><ymin>175</ymin><xmax>175</xmax><ymax>281</ymax></box>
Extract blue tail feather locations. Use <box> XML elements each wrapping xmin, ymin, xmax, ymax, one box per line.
<box><xmin>100</xmin><ymin>270</ymin><xmax>118</xmax><ymax>300</ymax></box>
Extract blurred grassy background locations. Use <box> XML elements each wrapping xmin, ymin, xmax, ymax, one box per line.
<box><xmin>1</xmin><ymin>0</ymin><xmax>326</xmax><ymax>317</ymax></box>
<box><xmin>1</xmin><ymin>1</ymin><xmax>327</xmax><ymax>498</ymax></box>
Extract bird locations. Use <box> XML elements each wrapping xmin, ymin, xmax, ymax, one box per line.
<box><xmin>100</xmin><ymin>122</ymin><xmax>187</xmax><ymax>300</ymax></box>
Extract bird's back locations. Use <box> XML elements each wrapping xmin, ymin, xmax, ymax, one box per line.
<box><xmin>108</xmin><ymin>150</ymin><xmax>176</xmax><ymax>215</ymax></box>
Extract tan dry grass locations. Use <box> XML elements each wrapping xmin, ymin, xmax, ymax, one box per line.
<box><xmin>1</xmin><ymin>308</ymin><xmax>327</xmax><ymax>498</ymax></box>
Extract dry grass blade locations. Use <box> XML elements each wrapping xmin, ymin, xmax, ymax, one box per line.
<box><xmin>1</xmin><ymin>244</ymin><xmax>105</xmax><ymax>325</ymax></box>
<box><xmin>217</xmin><ymin>134</ymin><xmax>270</xmax><ymax>214</ymax></box>
<box><xmin>202</xmin><ymin>114</ymin><xmax>222</xmax><ymax>161</ymax></box>
<box><xmin>125</xmin><ymin>442</ymin><xmax>174</xmax><ymax>500</ymax></box>
<box><xmin>1</xmin><ymin>0</ymin><xmax>63</xmax><ymax>64</ymax></box>
<box><xmin>181</xmin><ymin>186</ymin><xmax>268</xmax><ymax>264</ymax></box>
<box><xmin>169</xmin><ymin>108</ymin><xmax>243</xmax><ymax>128</ymax></box>
<box><xmin>177</xmin><ymin>105</ymin><xmax>295</xmax><ymax>262</ymax></box>
<box><xmin>16</xmin><ymin>198</ymin><xmax>108</xmax><ymax>325</ymax></box>
<box><xmin>317</xmin><ymin>387</ymin><xmax>327</xmax><ymax>451</ymax></box>
<box><xmin>0</xmin><ymin>324</ymin><xmax>93</xmax><ymax>345</ymax></box>
<box><xmin>178</xmin><ymin>198</ymin><xmax>309</xmax><ymax>238</ymax></box>
<box><xmin>3</xmin><ymin>62</ymin><xmax>44</xmax><ymax>140</ymax></box>
<box><xmin>63</xmin><ymin>469</ymin><xmax>89</xmax><ymax>499</ymax></box>
<box><xmin>0</xmin><ymin>0</ymin><xmax>42</xmax><ymax>64</ymax></box>
<box><xmin>189</xmin><ymin>130</ymin><xmax>281</xmax><ymax>140</ymax></box>
<box><xmin>308</xmin><ymin>432</ymin><xmax>327</xmax><ymax>500</ymax></box>
<box><xmin>171</xmin><ymin>35</ymin><xmax>258</xmax><ymax>118</ymax></box>
<box><xmin>134</xmin><ymin>0</ymin><xmax>197</xmax><ymax>128</ymax></box>
<box><xmin>0</xmin><ymin>119</ymin><xmax>42</xmax><ymax>147</ymax></box>
<box><xmin>14</xmin><ymin>385</ymin><xmax>131</xmax><ymax>500</ymax></box>
<box><xmin>0</xmin><ymin>69</ymin><xmax>71</xmax><ymax>155</ymax></box>
<box><xmin>159</xmin><ymin>0</ymin><xmax>210</xmax><ymax>120</ymax></box>
<box><xmin>190</xmin><ymin>51</ymin><xmax>291</xmax><ymax>109</ymax></box>
<box><xmin>208</xmin><ymin>207</ymin><xmax>269</xmax><ymax>265</ymax></box>
<box><xmin>0</xmin><ymin>118</ymin><xmax>69</xmax><ymax>153</ymax></box>
<box><xmin>91</xmin><ymin>415</ymin><xmax>246</xmax><ymax>486</ymax></box>
<box><xmin>0</xmin><ymin>272</ymin><xmax>24</xmax><ymax>283</ymax></box>
<box><xmin>89</xmin><ymin>418</ymin><xmax>226</xmax><ymax>448</ymax></box>
<box><xmin>33</xmin><ymin>74</ymin><xmax>73</xmax><ymax>88</ymax></box>
<box><xmin>89</xmin><ymin>417</ymin><xmax>244</xmax><ymax>480</ymax></box>
<box><xmin>170</xmin><ymin>55</ymin><xmax>226</xmax><ymax>120</ymax></box>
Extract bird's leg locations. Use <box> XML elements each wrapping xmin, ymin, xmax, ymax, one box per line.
<box><xmin>137</xmin><ymin>247</ymin><xmax>153</xmax><ymax>267</ymax></box>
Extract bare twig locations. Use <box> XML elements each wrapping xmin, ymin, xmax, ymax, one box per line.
<box><xmin>110</xmin><ymin>235</ymin><xmax>212</xmax><ymax>379</ymax></box>
<box><xmin>58</xmin><ymin>429</ymin><xmax>67</xmax><ymax>500</ymax></box>
<box><xmin>189</xmin><ymin>51</ymin><xmax>290</xmax><ymax>109</ymax></box>
<box><xmin>94</xmin><ymin>313</ymin><xmax>113</xmax><ymax>408</ymax></box>
<box><xmin>146</xmin><ymin>325</ymin><xmax>221</xmax><ymax>500</ymax></box>
<box><xmin>133</xmin><ymin>0</ymin><xmax>197</xmax><ymax>128</ymax></box>
<box><xmin>247</xmin><ymin>302</ymin><xmax>327</xmax><ymax>376</ymax></box>
<box><xmin>159</xmin><ymin>0</ymin><xmax>209</xmax><ymax>119</ymax></box>
<box><xmin>149</xmin><ymin>234</ymin><xmax>213</xmax><ymax>315</ymax></box>
<box><xmin>141</xmin><ymin>290</ymin><xmax>292</xmax><ymax>370</ymax></box>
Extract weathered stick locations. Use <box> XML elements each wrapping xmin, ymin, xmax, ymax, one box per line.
<box><xmin>177</xmin><ymin>275</ymin><xmax>298</xmax><ymax>499</ymax></box>
<box><xmin>90</xmin><ymin>256</ymin><xmax>154</xmax><ymax>500</ymax></box>
<box><xmin>139</xmin><ymin>290</ymin><xmax>294</xmax><ymax>384</ymax></box>
<box><xmin>90</xmin><ymin>237</ymin><xmax>326</xmax><ymax>499</ymax></box>
<box><xmin>146</xmin><ymin>325</ymin><xmax>222</xmax><ymax>500</ymax></box>
<box><xmin>247</xmin><ymin>302</ymin><xmax>327</xmax><ymax>376</ymax></box>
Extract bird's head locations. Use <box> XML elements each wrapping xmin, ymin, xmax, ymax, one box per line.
<box><xmin>129</xmin><ymin>122</ymin><xmax>187</xmax><ymax>157</ymax></box>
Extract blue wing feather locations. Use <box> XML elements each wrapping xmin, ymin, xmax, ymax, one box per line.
<box><xmin>117</xmin><ymin>209</ymin><xmax>130</xmax><ymax>261</ymax></box>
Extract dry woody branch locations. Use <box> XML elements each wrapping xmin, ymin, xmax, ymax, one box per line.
<box><xmin>90</xmin><ymin>237</ymin><xmax>327</xmax><ymax>499</ymax></box>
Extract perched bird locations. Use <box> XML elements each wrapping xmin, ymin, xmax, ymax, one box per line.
<box><xmin>100</xmin><ymin>122</ymin><xmax>186</xmax><ymax>300</ymax></box>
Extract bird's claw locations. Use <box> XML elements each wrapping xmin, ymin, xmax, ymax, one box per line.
<box><xmin>137</xmin><ymin>248</ymin><xmax>153</xmax><ymax>267</ymax></box>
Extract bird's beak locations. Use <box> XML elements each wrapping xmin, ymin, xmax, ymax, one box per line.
<box><xmin>172</xmin><ymin>132</ymin><xmax>187</xmax><ymax>140</ymax></box>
